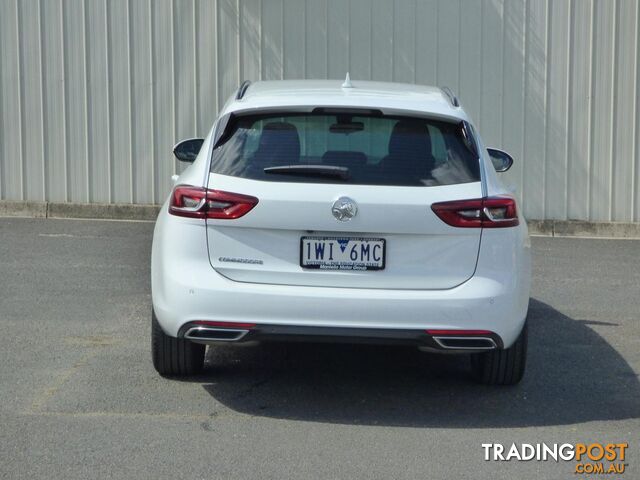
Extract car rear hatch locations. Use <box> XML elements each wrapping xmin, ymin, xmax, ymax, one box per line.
<box><xmin>196</xmin><ymin>110</ymin><xmax>484</xmax><ymax>290</ymax></box>
<box><xmin>205</xmin><ymin>174</ymin><xmax>482</xmax><ymax>289</ymax></box>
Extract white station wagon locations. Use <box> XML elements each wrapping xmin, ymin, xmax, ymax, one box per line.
<box><xmin>151</xmin><ymin>77</ymin><xmax>531</xmax><ymax>385</ymax></box>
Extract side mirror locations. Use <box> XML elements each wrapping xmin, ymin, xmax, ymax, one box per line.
<box><xmin>173</xmin><ymin>138</ymin><xmax>204</xmax><ymax>163</ymax></box>
<box><xmin>487</xmin><ymin>148</ymin><xmax>514</xmax><ymax>172</ymax></box>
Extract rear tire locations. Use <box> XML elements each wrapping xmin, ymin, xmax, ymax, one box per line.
<box><xmin>151</xmin><ymin>310</ymin><xmax>205</xmax><ymax>376</ymax></box>
<box><xmin>470</xmin><ymin>322</ymin><xmax>527</xmax><ymax>385</ymax></box>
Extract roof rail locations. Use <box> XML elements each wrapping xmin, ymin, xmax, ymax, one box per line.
<box><xmin>440</xmin><ymin>86</ymin><xmax>460</xmax><ymax>107</ymax></box>
<box><xmin>236</xmin><ymin>80</ymin><xmax>251</xmax><ymax>100</ymax></box>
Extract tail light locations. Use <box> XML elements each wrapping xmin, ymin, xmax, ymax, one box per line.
<box><xmin>431</xmin><ymin>196</ymin><xmax>519</xmax><ymax>228</ymax></box>
<box><xmin>169</xmin><ymin>185</ymin><xmax>258</xmax><ymax>219</ymax></box>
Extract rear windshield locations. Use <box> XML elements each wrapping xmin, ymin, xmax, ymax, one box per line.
<box><xmin>210</xmin><ymin>113</ymin><xmax>480</xmax><ymax>186</ymax></box>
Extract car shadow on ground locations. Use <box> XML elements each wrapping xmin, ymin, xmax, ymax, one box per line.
<box><xmin>196</xmin><ymin>298</ymin><xmax>639</xmax><ymax>427</ymax></box>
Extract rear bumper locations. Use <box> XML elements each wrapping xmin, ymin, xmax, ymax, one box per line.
<box><xmin>178</xmin><ymin>322</ymin><xmax>504</xmax><ymax>351</ymax></box>
<box><xmin>151</xmin><ymin>212</ymin><xmax>531</xmax><ymax>349</ymax></box>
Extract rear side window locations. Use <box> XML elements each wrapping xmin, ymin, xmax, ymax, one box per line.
<box><xmin>210</xmin><ymin>113</ymin><xmax>480</xmax><ymax>186</ymax></box>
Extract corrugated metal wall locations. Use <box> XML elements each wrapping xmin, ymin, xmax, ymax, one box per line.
<box><xmin>1</xmin><ymin>0</ymin><xmax>638</xmax><ymax>221</ymax></box>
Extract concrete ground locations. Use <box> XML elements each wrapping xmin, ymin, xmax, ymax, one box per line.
<box><xmin>0</xmin><ymin>217</ymin><xmax>638</xmax><ymax>479</ymax></box>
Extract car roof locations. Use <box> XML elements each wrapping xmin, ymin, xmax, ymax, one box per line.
<box><xmin>221</xmin><ymin>79</ymin><xmax>469</xmax><ymax>122</ymax></box>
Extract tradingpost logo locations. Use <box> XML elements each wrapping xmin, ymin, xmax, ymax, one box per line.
<box><xmin>482</xmin><ymin>442</ymin><xmax>629</xmax><ymax>475</ymax></box>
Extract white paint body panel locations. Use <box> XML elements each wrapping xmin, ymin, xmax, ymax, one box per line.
<box><xmin>152</xmin><ymin>212</ymin><xmax>530</xmax><ymax>347</ymax></box>
<box><xmin>206</xmin><ymin>175</ymin><xmax>482</xmax><ymax>289</ymax></box>
<box><xmin>151</xmin><ymin>80</ymin><xmax>531</xmax><ymax>348</ymax></box>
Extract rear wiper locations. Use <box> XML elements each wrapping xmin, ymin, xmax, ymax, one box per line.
<box><xmin>264</xmin><ymin>164</ymin><xmax>350</xmax><ymax>180</ymax></box>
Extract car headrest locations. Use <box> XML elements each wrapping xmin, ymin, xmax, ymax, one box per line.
<box><xmin>387</xmin><ymin>120</ymin><xmax>432</xmax><ymax>161</ymax></box>
<box><xmin>254</xmin><ymin>122</ymin><xmax>301</xmax><ymax>164</ymax></box>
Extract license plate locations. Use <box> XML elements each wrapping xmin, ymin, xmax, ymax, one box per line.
<box><xmin>300</xmin><ymin>237</ymin><xmax>385</xmax><ymax>270</ymax></box>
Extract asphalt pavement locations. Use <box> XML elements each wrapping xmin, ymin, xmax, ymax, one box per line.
<box><xmin>0</xmin><ymin>218</ymin><xmax>638</xmax><ymax>479</ymax></box>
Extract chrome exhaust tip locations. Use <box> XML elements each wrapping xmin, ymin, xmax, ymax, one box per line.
<box><xmin>432</xmin><ymin>336</ymin><xmax>497</xmax><ymax>350</ymax></box>
<box><xmin>183</xmin><ymin>326</ymin><xmax>250</xmax><ymax>344</ymax></box>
